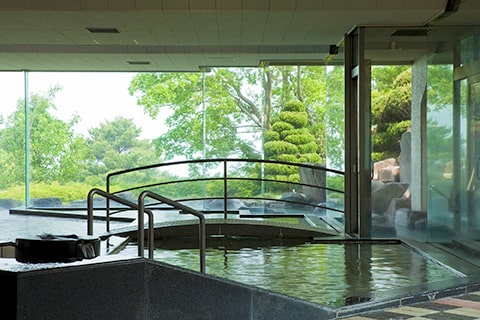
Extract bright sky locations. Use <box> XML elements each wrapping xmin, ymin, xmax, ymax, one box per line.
<box><xmin>0</xmin><ymin>72</ymin><xmax>165</xmax><ymax>140</ymax></box>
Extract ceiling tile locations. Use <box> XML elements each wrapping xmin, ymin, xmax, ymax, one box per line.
<box><xmin>216</xmin><ymin>0</ymin><xmax>242</xmax><ymax>11</ymax></box>
<box><xmin>349</xmin><ymin>0</ymin><xmax>378</xmax><ymax>10</ymax></box>
<box><xmin>0</xmin><ymin>0</ymin><xmax>26</xmax><ymax>9</ymax></box>
<box><xmin>295</xmin><ymin>0</ymin><xmax>324</xmax><ymax>11</ymax></box>
<box><xmin>133</xmin><ymin>0</ymin><xmax>163</xmax><ymax>10</ymax></box>
<box><xmin>107</xmin><ymin>0</ymin><xmax>135</xmax><ymax>10</ymax></box>
<box><xmin>0</xmin><ymin>0</ymin><xmax>477</xmax><ymax>71</ymax></box>
<box><xmin>25</xmin><ymin>0</ymin><xmax>54</xmax><ymax>10</ymax></box>
<box><xmin>80</xmin><ymin>0</ymin><xmax>109</xmax><ymax>10</ymax></box>
<box><xmin>53</xmin><ymin>0</ymin><xmax>82</xmax><ymax>10</ymax></box>
<box><xmin>269</xmin><ymin>0</ymin><xmax>296</xmax><ymax>11</ymax></box>
<box><xmin>162</xmin><ymin>0</ymin><xmax>189</xmax><ymax>10</ymax></box>
<box><xmin>323</xmin><ymin>0</ymin><xmax>348</xmax><ymax>10</ymax></box>
<box><xmin>189</xmin><ymin>0</ymin><xmax>215</xmax><ymax>10</ymax></box>
<box><xmin>243</xmin><ymin>0</ymin><xmax>269</xmax><ymax>11</ymax></box>
<box><xmin>190</xmin><ymin>12</ymin><xmax>218</xmax><ymax>28</ymax></box>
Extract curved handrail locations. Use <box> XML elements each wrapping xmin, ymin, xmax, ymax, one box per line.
<box><xmin>106</xmin><ymin>158</ymin><xmax>345</xmax><ymax>218</ymax></box>
<box><xmin>138</xmin><ymin>190</ymin><xmax>206</xmax><ymax>273</ymax></box>
<box><xmin>107</xmin><ymin>158</ymin><xmax>344</xmax><ymax>180</ymax></box>
<box><xmin>87</xmin><ymin>188</ymin><xmax>155</xmax><ymax>257</ymax></box>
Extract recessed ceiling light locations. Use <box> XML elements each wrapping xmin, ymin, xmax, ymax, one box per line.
<box><xmin>391</xmin><ymin>29</ymin><xmax>428</xmax><ymax>37</ymax></box>
<box><xmin>127</xmin><ymin>61</ymin><xmax>151</xmax><ymax>65</ymax></box>
<box><xmin>86</xmin><ymin>27</ymin><xmax>120</xmax><ymax>34</ymax></box>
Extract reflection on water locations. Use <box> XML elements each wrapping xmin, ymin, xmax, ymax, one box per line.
<box><xmin>127</xmin><ymin>239</ymin><xmax>461</xmax><ymax>307</ymax></box>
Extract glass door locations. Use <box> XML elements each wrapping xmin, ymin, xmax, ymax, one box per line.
<box><xmin>466</xmin><ymin>76</ymin><xmax>480</xmax><ymax>235</ymax></box>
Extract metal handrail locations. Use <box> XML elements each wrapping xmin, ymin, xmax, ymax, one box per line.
<box><xmin>107</xmin><ymin>158</ymin><xmax>345</xmax><ymax>178</ymax></box>
<box><xmin>87</xmin><ymin>188</ymin><xmax>155</xmax><ymax>258</ymax></box>
<box><xmin>138</xmin><ymin>190</ymin><xmax>206</xmax><ymax>273</ymax></box>
<box><xmin>106</xmin><ymin>158</ymin><xmax>345</xmax><ymax>217</ymax></box>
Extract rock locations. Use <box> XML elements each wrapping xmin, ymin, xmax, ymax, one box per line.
<box><xmin>31</xmin><ymin>197</ymin><xmax>62</xmax><ymax>207</ymax></box>
<box><xmin>385</xmin><ymin>197</ymin><xmax>411</xmax><ymax>224</ymax></box>
<box><xmin>394</xmin><ymin>207</ymin><xmax>411</xmax><ymax>226</ymax></box>
<box><xmin>299</xmin><ymin>163</ymin><xmax>326</xmax><ymax>203</ymax></box>
<box><xmin>205</xmin><ymin>198</ymin><xmax>250</xmax><ymax>211</ymax></box>
<box><xmin>371</xmin><ymin>181</ymin><xmax>409</xmax><ymax>215</ymax></box>
<box><xmin>0</xmin><ymin>199</ymin><xmax>23</xmax><ymax>209</ymax></box>
<box><xmin>280</xmin><ymin>192</ymin><xmax>311</xmax><ymax>209</ymax></box>
<box><xmin>378</xmin><ymin>165</ymin><xmax>400</xmax><ymax>182</ymax></box>
<box><xmin>373</xmin><ymin>158</ymin><xmax>396</xmax><ymax>180</ymax></box>
<box><xmin>399</xmin><ymin>130</ymin><xmax>411</xmax><ymax>184</ymax></box>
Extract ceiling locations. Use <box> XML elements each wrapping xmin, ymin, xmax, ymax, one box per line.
<box><xmin>0</xmin><ymin>0</ymin><xmax>479</xmax><ymax>71</ymax></box>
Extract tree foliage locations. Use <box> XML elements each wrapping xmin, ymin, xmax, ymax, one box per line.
<box><xmin>0</xmin><ymin>87</ymin><xmax>87</xmax><ymax>186</ymax></box>
<box><xmin>264</xmin><ymin>100</ymin><xmax>321</xmax><ymax>182</ymax></box>
<box><xmin>372</xmin><ymin>67</ymin><xmax>412</xmax><ymax>161</ymax></box>
<box><xmin>371</xmin><ymin>64</ymin><xmax>454</xmax><ymax>163</ymax></box>
<box><xmin>85</xmin><ymin>116</ymin><xmax>158</xmax><ymax>185</ymax></box>
<box><xmin>129</xmin><ymin>71</ymin><xmax>260</xmax><ymax>161</ymax></box>
<box><xmin>0</xmin><ymin>89</ymin><xmax>160</xmax><ymax>191</ymax></box>
<box><xmin>129</xmin><ymin>66</ymin><xmax>336</xmax><ymax>167</ymax></box>
<box><xmin>324</xmin><ymin>66</ymin><xmax>345</xmax><ymax>170</ymax></box>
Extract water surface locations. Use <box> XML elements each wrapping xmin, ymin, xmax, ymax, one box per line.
<box><xmin>126</xmin><ymin>239</ymin><xmax>462</xmax><ymax>307</ymax></box>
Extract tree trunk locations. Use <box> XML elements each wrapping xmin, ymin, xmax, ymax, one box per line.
<box><xmin>263</xmin><ymin>68</ymin><xmax>272</xmax><ymax>131</ymax></box>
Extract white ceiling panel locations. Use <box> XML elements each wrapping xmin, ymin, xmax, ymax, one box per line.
<box><xmin>162</xmin><ymin>0</ymin><xmax>189</xmax><ymax>11</ymax></box>
<box><xmin>79</xmin><ymin>0</ymin><xmax>110</xmax><ymax>11</ymax></box>
<box><xmin>216</xmin><ymin>0</ymin><xmax>243</xmax><ymax>11</ymax></box>
<box><xmin>0</xmin><ymin>0</ymin><xmax>475</xmax><ymax>71</ymax></box>
<box><xmin>188</xmin><ymin>0</ymin><xmax>216</xmax><ymax>11</ymax></box>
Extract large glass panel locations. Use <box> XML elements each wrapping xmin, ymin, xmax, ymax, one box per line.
<box><xmin>426</xmin><ymin>62</ymin><xmax>456</xmax><ymax>242</ymax></box>
<box><xmin>360</xmin><ymin>26</ymin><xmax>480</xmax><ymax>248</ymax></box>
<box><xmin>325</xmin><ymin>65</ymin><xmax>345</xmax><ymax>227</ymax></box>
<box><xmin>426</xmin><ymin>27</ymin><xmax>480</xmax><ymax>249</ymax></box>
<box><xmin>196</xmin><ymin>66</ymin><xmax>344</xmax><ymax>225</ymax></box>
<box><xmin>24</xmin><ymin>72</ymin><xmax>161</xmax><ymax>208</ymax></box>
<box><xmin>433</xmin><ymin>29</ymin><xmax>480</xmax><ymax>249</ymax></box>
<box><xmin>0</xmin><ymin>72</ymin><xmax>27</xmax><ymax>209</ymax></box>
<box><xmin>1</xmin><ymin>67</ymin><xmax>345</xmax><ymax>235</ymax></box>
<box><xmin>363</xmin><ymin>27</ymin><xmax>427</xmax><ymax>239</ymax></box>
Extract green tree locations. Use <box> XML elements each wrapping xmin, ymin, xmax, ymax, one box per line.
<box><xmin>264</xmin><ymin>100</ymin><xmax>321</xmax><ymax>182</ymax></box>
<box><xmin>129</xmin><ymin>66</ymin><xmax>334</xmax><ymax>166</ymax></box>
<box><xmin>85</xmin><ymin>116</ymin><xmax>158</xmax><ymax>180</ymax></box>
<box><xmin>371</xmin><ymin>65</ymin><xmax>453</xmax><ymax>162</ymax></box>
<box><xmin>129</xmin><ymin>70</ymin><xmax>262</xmax><ymax>162</ymax></box>
<box><xmin>371</xmin><ymin>67</ymin><xmax>412</xmax><ymax>161</ymax></box>
<box><xmin>0</xmin><ymin>87</ymin><xmax>87</xmax><ymax>187</ymax></box>
<box><xmin>325</xmin><ymin>66</ymin><xmax>345</xmax><ymax>170</ymax></box>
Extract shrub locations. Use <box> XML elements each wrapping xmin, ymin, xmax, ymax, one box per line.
<box><xmin>264</xmin><ymin>141</ymin><xmax>298</xmax><ymax>156</ymax></box>
<box><xmin>271</xmin><ymin>121</ymin><xmax>295</xmax><ymax>133</ymax></box>
<box><xmin>279</xmin><ymin>111</ymin><xmax>308</xmax><ymax>128</ymax></box>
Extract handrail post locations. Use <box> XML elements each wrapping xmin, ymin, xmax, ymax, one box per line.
<box><xmin>139</xmin><ymin>190</ymin><xmax>205</xmax><ymax>273</ymax></box>
<box><xmin>137</xmin><ymin>194</ymin><xmax>146</xmax><ymax>258</ymax></box>
<box><xmin>137</xmin><ymin>192</ymin><xmax>155</xmax><ymax>259</ymax></box>
<box><xmin>199</xmin><ymin>215</ymin><xmax>206</xmax><ymax>273</ymax></box>
<box><xmin>87</xmin><ymin>189</ymin><xmax>95</xmax><ymax>235</ymax></box>
<box><xmin>223</xmin><ymin>159</ymin><xmax>227</xmax><ymax>219</ymax></box>
<box><xmin>86</xmin><ymin>188</ymin><xmax>154</xmax><ymax>258</ymax></box>
<box><xmin>106</xmin><ymin>178</ymin><xmax>111</xmax><ymax>232</ymax></box>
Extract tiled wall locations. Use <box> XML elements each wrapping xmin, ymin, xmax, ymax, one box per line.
<box><xmin>2</xmin><ymin>257</ymin><xmax>335</xmax><ymax>320</ymax></box>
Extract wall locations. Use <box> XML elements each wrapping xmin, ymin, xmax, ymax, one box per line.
<box><xmin>0</xmin><ymin>257</ymin><xmax>337</xmax><ymax>320</ymax></box>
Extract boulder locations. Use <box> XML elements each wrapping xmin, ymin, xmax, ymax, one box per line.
<box><xmin>378</xmin><ymin>165</ymin><xmax>400</xmax><ymax>182</ymax></box>
<box><xmin>385</xmin><ymin>197</ymin><xmax>411</xmax><ymax>224</ymax></box>
<box><xmin>0</xmin><ymin>198</ymin><xmax>23</xmax><ymax>209</ymax></box>
<box><xmin>31</xmin><ymin>197</ymin><xmax>62</xmax><ymax>207</ymax></box>
<box><xmin>280</xmin><ymin>192</ymin><xmax>311</xmax><ymax>210</ymax></box>
<box><xmin>205</xmin><ymin>198</ymin><xmax>250</xmax><ymax>211</ymax></box>
<box><xmin>299</xmin><ymin>163</ymin><xmax>326</xmax><ymax>203</ymax></box>
<box><xmin>371</xmin><ymin>181</ymin><xmax>409</xmax><ymax>215</ymax></box>
<box><xmin>399</xmin><ymin>130</ymin><xmax>411</xmax><ymax>184</ymax></box>
<box><xmin>373</xmin><ymin>158</ymin><xmax>396</xmax><ymax>180</ymax></box>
